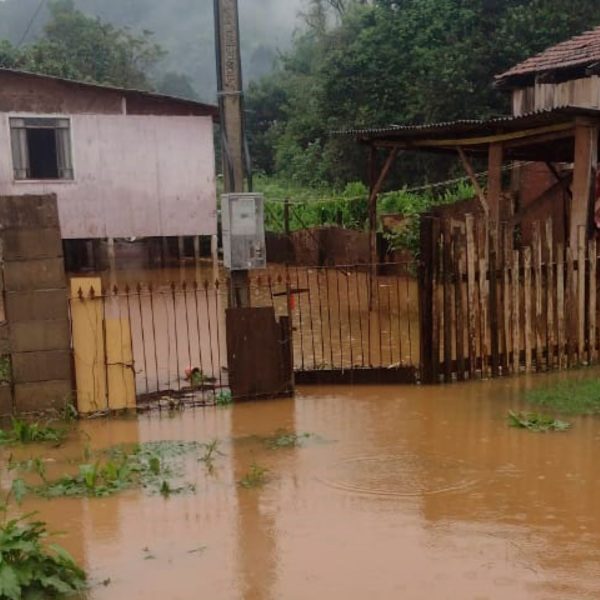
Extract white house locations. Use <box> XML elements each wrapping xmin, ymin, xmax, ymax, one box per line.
<box><xmin>0</xmin><ymin>68</ymin><xmax>218</xmax><ymax>241</ymax></box>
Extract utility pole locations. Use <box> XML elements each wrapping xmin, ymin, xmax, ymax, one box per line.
<box><xmin>214</xmin><ymin>0</ymin><xmax>251</xmax><ymax>306</ymax></box>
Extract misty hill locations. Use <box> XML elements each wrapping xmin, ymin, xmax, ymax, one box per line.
<box><xmin>0</xmin><ymin>0</ymin><xmax>304</xmax><ymax>101</ymax></box>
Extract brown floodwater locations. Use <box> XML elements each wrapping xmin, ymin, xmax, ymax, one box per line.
<box><xmin>3</xmin><ymin>369</ymin><xmax>600</xmax><ymax>599</ymax></box>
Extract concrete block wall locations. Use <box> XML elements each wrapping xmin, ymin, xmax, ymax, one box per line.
<box><xmin>0</xmin><ymin>194</ymin><xmax>73</xmax><ymax>414</ymax></box>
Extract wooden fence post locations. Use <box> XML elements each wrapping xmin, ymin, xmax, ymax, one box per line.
<box><xmin>419</xmin><ymin>216</ymin><xmax>439</xmax><ymax>383</ymax></box>
<box><xmin>488</xmin><ymin>228</ymin><xmax>500</xmax><ymax>377</ymax></box>
<box><xmin>545</xmin><ymin>219</ymin><xmax>555</xmax><ymax>369</ymax></box>
<box><xmin>453</xmin><ymin>227</ymin><xmax>466</xmax><ymax>380</ymax></box>
<box><xmin>589</xmin><ymin>238</ymin><xmax>597</xmax><ymax>364</ymax></box>
<box><xmin>523</xmin><ymin>247</ymin><xmax>532</xmax><ymax>373</ymax></box>
<box><xmin>465</xmin><ymin>215</ymin><xmax>477</xmax><ymax>377</ymax></box>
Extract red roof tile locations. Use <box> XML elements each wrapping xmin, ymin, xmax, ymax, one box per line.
<box><xmin>496</xmin><ymin>26</ymin><xmax>600</xmax><ymax>84</ymax></box>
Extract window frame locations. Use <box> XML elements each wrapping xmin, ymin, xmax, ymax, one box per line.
<box><xmin>8</xmin><ymin>114</ymin><xmax>76</xmax><ymax>184</ymax></box>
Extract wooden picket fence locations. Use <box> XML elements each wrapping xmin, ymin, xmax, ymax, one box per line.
<box><xmin>419</xmin><ymin>215</ymin><xmax>599</xmax><ymax>383</ymax></box>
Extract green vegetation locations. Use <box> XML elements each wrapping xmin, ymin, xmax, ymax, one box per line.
<box><xmin>215</xmin><ymin>390</ymin><xmax>233</xmax><ymax>407</ymax></box>
<box><xmin>248</xmin><ymin>0</ymin><xmax>600</xmax><ymax>189</ymax></box>
<box><xmin>239</xmin><ymin>463</ymin><xmax>268</xmax><ymax>489</ymax></box>
<box><xmin>0</xmin><ymin>0</ymin><xmax>164</xmax><ymax>90</ymax></box>
<box><xmin>260</xmin><ymin>175</ymin><xmax>475</xmax><ymax>254</ymax></box>
<box><xmin>507</xmin><ymin>410</ymin><xmax>571</xmax><ymax>433</ymax></box>
<box><xmin>525</xmin><ymin>379</ymin><xmax>600</xmax><ymax>415</ymax></box>
<box><xmin>261</xmin><ymin>430</ymin><xmax>312</xmax><ymax>450</ymax></box>
<box><xmin>199</xmin><ymin>439</ymin><xmax>223</xmax><ymax>474</ymax></box>
<box><xmin>14</xmin><ymin>441</ymin><xmax>200</xmax><ymax>499</ymax></box>
<box><xmin>0</xmin><ymin>517</ymin><xmax>86</xmax><ymax>599</ymax></box>
<box><xmin>0</xmin><ymin>483</ymin><xmax>86</xmax><ymax>599</ymax></box>
<box><xmin>0</xmin><ymin>419</ymin><xmax>67</xmax><ymax>446</ymax></box>
<box><xmin>0</xmin><ymin>356</ymin><xmax>11</xmax><ymax>385</ymax></box>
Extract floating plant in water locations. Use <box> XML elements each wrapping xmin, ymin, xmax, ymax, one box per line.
<box><xmin>507</xmin><ymin>410</ymin><xmax>571</xmax><ymax>432</ymax></box>
<box><xmin>239</xmin><ymin>463</ymin><xmax>268</xmax><ymax>489</ymax></box>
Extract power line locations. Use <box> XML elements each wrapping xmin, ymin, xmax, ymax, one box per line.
<box><xmin>17</xmin><ymin>0</ymin><xmax>47</xmax><ymax>48</ymax></box>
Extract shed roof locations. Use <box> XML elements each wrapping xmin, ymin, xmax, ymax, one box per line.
<box><xmin>0</xmin><ymin>68</ymin><xmax>219</xmax><ymax>120</ymax></box>
<box><xmin>496</xmin><ymin>26</ymin><xmax>600</xmax><ymax>87</ymax></box>
<box><xmin>339</xmin><ymin>106</ymin><xmax>600</xmax><ymax>162</ymax></box>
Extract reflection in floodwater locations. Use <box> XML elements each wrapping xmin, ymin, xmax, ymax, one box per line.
<box><xmin>3</xmin><ymin>369</ymin><xmax>600</xmax><ymax>598</ymax></box>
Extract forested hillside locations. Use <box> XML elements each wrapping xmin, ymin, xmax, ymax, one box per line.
<box><xmin>248</xmin><ymin>0</ymin><xmax>600</xmax><ymax>188</ymax></box>
<box><xmin>0</xmin><ymin>0</ymin><xmax>303</xmax><ymax>101</ymax></box>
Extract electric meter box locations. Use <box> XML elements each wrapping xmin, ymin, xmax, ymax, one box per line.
<box><xmin>221</xmin><ymin>193</ymin><xmax>267</xmax><ymax>271</ymax></box>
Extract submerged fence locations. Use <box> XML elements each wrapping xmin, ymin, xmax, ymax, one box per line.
<box><xmin>69</xmin><ymin>264</ymin><xmax>421</xmax><ymax>409</ymax></box>
<box><xmin>420</xmin><ymin>215</ymin><xmax>600</xmax><ymax>383</ymax></box>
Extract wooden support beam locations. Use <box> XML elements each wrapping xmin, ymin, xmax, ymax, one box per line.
<box><xmin>368</xmin><ymin>146</ymin><xmax>398</xmax><ymax>308</ymax></box>
<box><xmin>368</xmin><ymin>121</ymin><xmax>575</xmax><ymax>150</ymax></box>
<box><xmin>570</xmin><ymin>120</ymin><xmax>598</xmax><ymax>247</ymax></box>
<box><xmin>487</xmin><ymin>142</ymin><xmax>503</xmax><ymax>226</ymax></box>
<box><xmin>458</xmin><ymin>147</ymin><xmax>489</xmax><ymax>218</ymax></box>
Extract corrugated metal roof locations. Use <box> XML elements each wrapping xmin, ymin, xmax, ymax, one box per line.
<box><xmin>336</xmin><ymin>106</ymin><xmax>600</xmax><ymax>140</ymax></box>
<box><xmin>0</xmin><ymin>68</ymin><xmax>219</xmax><ymax>118</ymax></box>
<box><xmin>496</xmin><ymin>26</ymin><xmax>600</xmax><ymax>84</ymax></box>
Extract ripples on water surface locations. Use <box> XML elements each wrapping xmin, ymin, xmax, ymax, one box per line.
<box><xmin>3</xmin><ymin>369</ymin><xmax>600</xmax><ymax>599</ymax></box>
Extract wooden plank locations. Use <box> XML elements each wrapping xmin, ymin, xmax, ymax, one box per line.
<box><xmin>556</xmin><ymin>244</ymin><xmax>565</xmax><ymax>370</ymax></box>
<box><xmin>465</xmin><ymin>214</ymin><xmax>478</xmax><ymax>377</ymax></box>
<box><xmin>566</xmin><ymin>245</ymin><xmax>575</xmax><ymax>367</ymax></box>
<box><xmin>431</xmin><ymin>219</ymin><xmax>442</xmax><ymax>382</ymax></box>
<box><xmin>570</xmin><ymin>122</ymin><xmax>597</xmax><ymax>247</ymax></box>
<box><xmin>442</xmin><ymin>220</ymin><xmax>453</xmax><ymax>382</ymax></box>
<box><xmin>577</xmin><ymin>226</ymin><xmax>586</xmax><ymax>363</ymax></box>
<box><xmin>512</xmin><ymin>250</ymin><xmax>521</xmax><ymax>374</ymax></box>
<box><xmin>453</xmin><ymin>228</ymin><xmax>466</xmax><ymax>381</ymax></box>
<box><xmin>532</xmin><ymin>223</ymin><xmax>543</xmax><ymax>370</ymax></box>
<box><xmin>488</xmin><ymin>228</ymin><xmax>500</xmax><ymax>377</ymax></box>
<box><xmin>418</xmin><ymin>217</ymin><xmax>435</xmax><ymax>383</ymax></box>
<box><xmin>589</xmin><ymin>238</ymin><xmax>597</xmax><ymax>364</ymax></box>
<box><xmin>487</xmin><ymin>143</ymin><xmax>503</xmax><ymax>225</ymax></box>
<box><xmin>458</xmin><ymin>149</ymin><xmax>488</xmax><ymax>218</ymax></box>
<box><xmin>523</xmin><ymin>247</ymin><xmax>532</xmax><ymax>373</ymax></box>
<box><xmin>502</xmin><ymin>225</ymin><xmax>512</xmax><ymax>372</ymax></box>
<box><xmin>545</xmin><ymin>219</ymin><xmax>555</xmax><ymax>369</ymax></box>
<box><xmin>478</xmin><ymin>256</ymin><xmax>489</xmax><ymax>378</ymax></box>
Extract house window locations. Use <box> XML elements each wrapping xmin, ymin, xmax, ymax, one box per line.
<box><xmin>9</xmin><ymin>117</ymin><xmax>74</xmax><ymax>180</ymax></box>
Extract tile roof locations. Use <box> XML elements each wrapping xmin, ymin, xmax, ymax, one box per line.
<box><xmin>496</xmin><ymin>26</ymin><xmax>600</xmax><ymax>84</ymax></box>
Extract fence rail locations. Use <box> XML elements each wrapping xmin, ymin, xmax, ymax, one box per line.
<box><xmin>420</xmin><ymin>215</ymin><xmax>599</xmax><ymax>383</ymax></box>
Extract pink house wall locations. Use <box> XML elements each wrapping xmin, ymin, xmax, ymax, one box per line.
<box><xmin>0</xmin><ymin>113</ymin><xmax>217</xmax><ymax>239</ymax></box>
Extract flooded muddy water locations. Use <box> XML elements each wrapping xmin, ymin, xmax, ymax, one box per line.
<box><xmin>4</xmin><ymin>369</ymin><xmax>600</xmax><ymax>598</ymax></box>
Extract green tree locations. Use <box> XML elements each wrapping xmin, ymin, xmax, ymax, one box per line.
<box><xmin>248</xmin><ymin>0</ymin><xmax>600</xmax><ymax>189</ymax></box>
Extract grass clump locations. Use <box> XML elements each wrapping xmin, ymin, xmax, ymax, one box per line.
<box><xmin>261</xmin><ymin>429</ymin><xmax>311</xmax><ymax>450</ymax></box>
<box><xmin>507</xmin><ymin>410</ymin><xmax>571</xmax><ymax>433</ymax></box>
<box><xmin>525</xmin><ymin>379</ymin><xmax>600</xmax><ymax>415</ymax></box>
<box><xmin>239</xmin><ymin>463</ymin><xmax>268</xmax><ymax>489</ymax></box>
<box><xmin>0</xmin><ymin>419</ymin><xmax>67</xmax><ymax>446</ymax></box>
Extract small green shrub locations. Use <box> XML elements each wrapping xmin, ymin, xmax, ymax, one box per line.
<box><xmin>0</xmin><ymin>419</ymin><xmax>67</xmax><ymax>446</ymax></box>
<box><xmin>507</xmin><ymin>410</ymin><xmax>571</xmax><ymax>432</ymax></box>
<box><xmin>0</xmin><ymin>517</ymin><xmax>86</xmax><ymax>599</ymax></box>
<box><xmin>215</xmin><ymin>390</ymin><xmax>233</xmax><ymax>407</ymax></box>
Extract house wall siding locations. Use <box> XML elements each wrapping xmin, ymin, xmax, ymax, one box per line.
<box><xmin>0</xmin><ymin>114</ymin><xmax>217</xmax><ymax>238</ymax></box>
<box><xmin>512</xmin><ymin>76</ymin><xmax>600</xmax><ymax>115</ymax></box>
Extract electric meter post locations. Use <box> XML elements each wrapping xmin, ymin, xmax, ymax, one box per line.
<box><xmin>221</xmin><ymin>193</ymin><xmax>267</xmax><ymax>305</ymax></box>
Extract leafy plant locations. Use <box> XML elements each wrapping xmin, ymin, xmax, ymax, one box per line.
<box><xmin>0</xmin><ymin>419</ymin><xmax>67</xmax><ymax>446</ymax></box>
<box><xmin>239</xmin><ymin>463</ymin><xmax>269</xmax><ymax>489</ymax></box>
<box><xmin>507</xmin><ymin>410</ymin><xmax>571</xmax><ymax>432</ymax></box>
<box><xmin>525</xmin><ymin>379</ymin><xmax>600</xmax><ymax>415</ymax></box>
<box><xmin>0</xmin><ymin>481</ymin><xmax>86</xmax><ymax>599</ymax></box>
<box><xmin>0</xmin><ymin>355</ymin><xmax>11</xmax><ymax>384</ymax></box>
<box><xmin>0</xmin><ymin>517</ymin><xmax>86</xmax><ymax>599</ymax></box>
<box><xmin>199</xmin><ymin>439</ymin><xmax>223</xmax><ymax>474</ymax></box>
<box><xmin>215</xmin><ymin>390</ymin><xmax>233</xmax><ymax>407</ymax></box>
